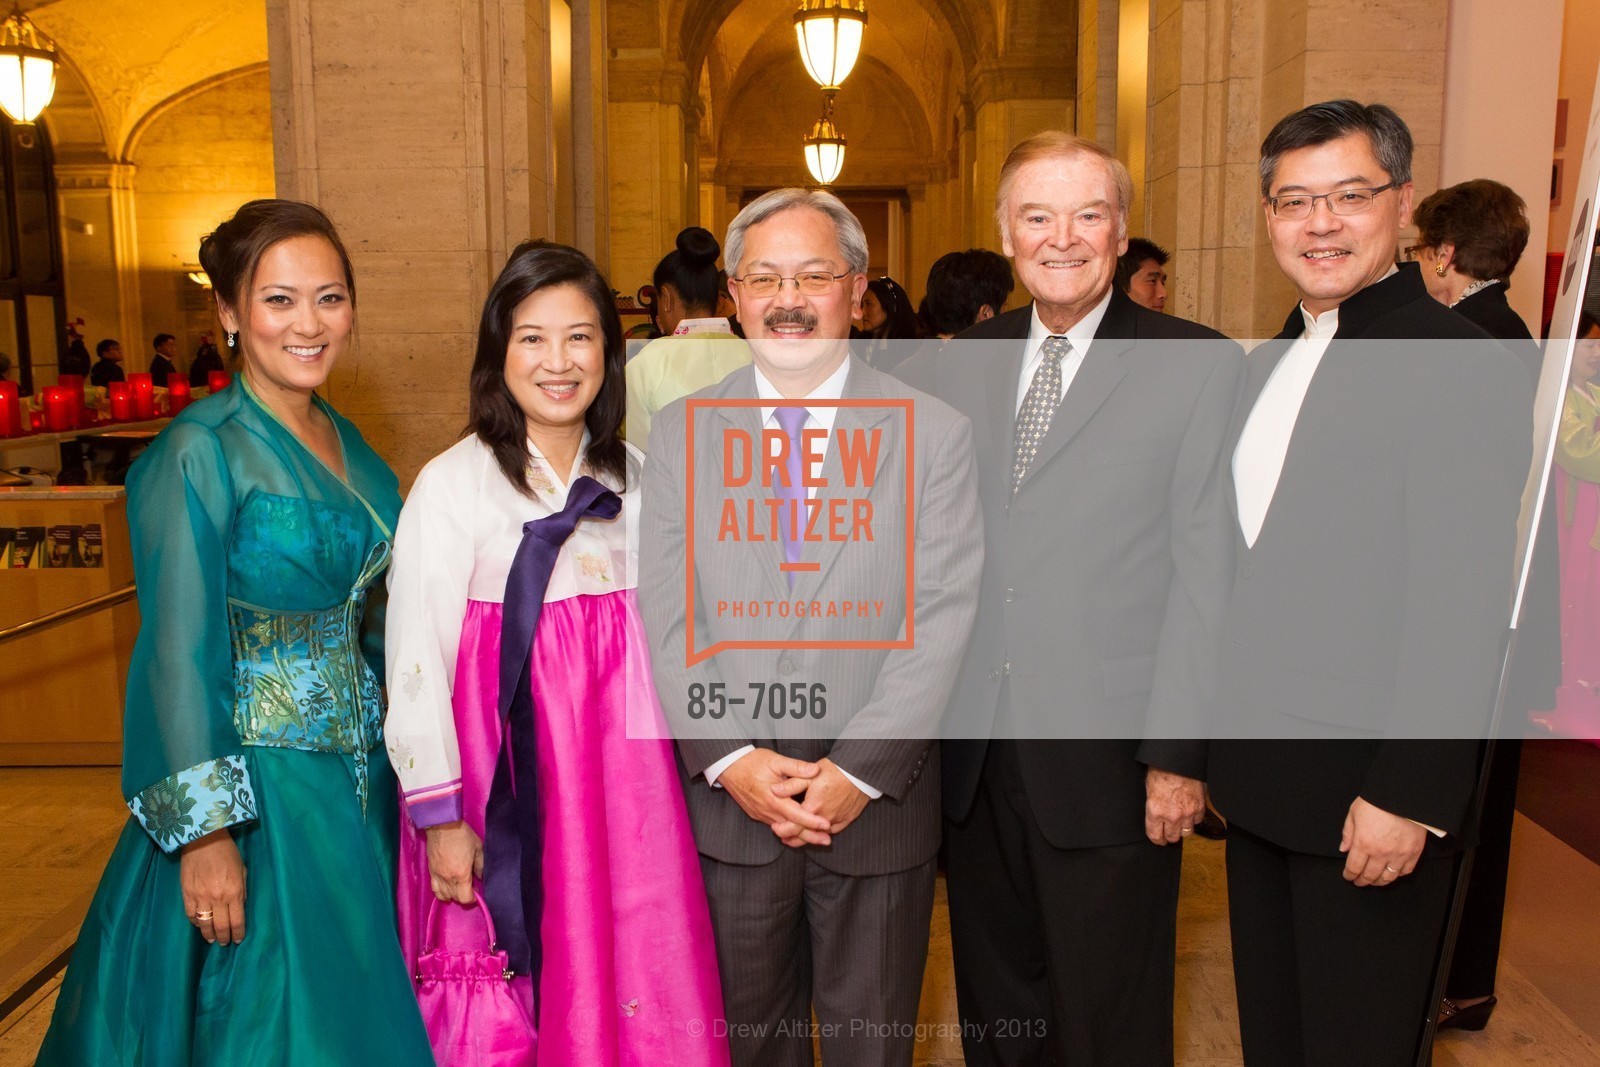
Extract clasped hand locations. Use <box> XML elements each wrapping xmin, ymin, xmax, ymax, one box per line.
<box><xmin>718</xmin><ymin>749</ymin><xmax>870</xmax><ymax>848</ymax></box>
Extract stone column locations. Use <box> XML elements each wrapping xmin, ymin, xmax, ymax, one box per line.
<box><xmin>605</xmin><ymin>54</ymin><xmax>693</xmax><ymax>297</ymax></box>
<box><xmin>968</xmin><ymin>62</ymin><xmax>1076</xmax><ymax>255</ymax></box>
<box><xmin>266</xmin><ymin>0</ymin><xmax>546</xmax><ymax>485</ymax></box>
<box><xmin>1078</xmin><ymin>0</ymin><xmax>1120</xmax><ymax>150</ymax></box>
<box><xmin>1143</xmin><ymin>0</ymin><xmax>1450</xmax><ymax>337</ymax></box>
<box><xmin>55</xmin><ymin>162</ymin><xmax>142</xmax><ymax>363</ymax></box>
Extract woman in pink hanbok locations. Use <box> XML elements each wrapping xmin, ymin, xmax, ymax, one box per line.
<box><xmin>1541</xmin><ymin>312</ymin><xmax>1600</xmax><ymax>745</ymax></box>
<box><xmin>385</xmin><ymin>240</ymin><xmax>729</xmax><ymax>1065</ymax></box>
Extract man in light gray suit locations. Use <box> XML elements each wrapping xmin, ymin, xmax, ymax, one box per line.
<box><xmin>639</xmin><ymin>188</ymin><xmax>983</xmax><ymax>1067</ymax></box>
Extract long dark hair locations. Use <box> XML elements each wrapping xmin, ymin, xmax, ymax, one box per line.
<box><xmin>467</xmin><ymin>240</ymin><xmax>627</xmax><ymax>494</ymax></box>
<box><xmin>865</xmin><ymin>277</ymin><xmax>920</xmax><ymax>340</ymax></box>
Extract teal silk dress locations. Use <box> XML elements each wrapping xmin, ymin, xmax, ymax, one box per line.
<box><xmin>37</xmin><ymin>378</ymin><xmax>434</xmax><ymax>1066</ymax></box>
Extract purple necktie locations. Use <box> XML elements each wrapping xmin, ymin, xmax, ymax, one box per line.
<box><xmin>774</xmin><ymin>405</ymin><xmax>809</xmax><ymax>586</ymax></box>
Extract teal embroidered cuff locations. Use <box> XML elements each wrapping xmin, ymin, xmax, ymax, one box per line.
<box><xmin>128</xmin><ymin>756</ymin><xmax>258</xmax><ymax>853</ymax></box>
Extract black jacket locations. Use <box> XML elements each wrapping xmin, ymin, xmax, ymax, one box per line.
<box><xmin>1207</xmin><ymin>264</ymin><xmax>1532</xmax><ymax>856</ymax></box>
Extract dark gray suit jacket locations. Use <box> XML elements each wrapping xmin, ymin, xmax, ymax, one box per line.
<box><xmin>914</xmin><ymin>288</ymin><xmax>1244</xmax><ymax>849</ymax></box>
<box><xmin>639</xmin><ymin>357</ymin><xmax>983</xmax><ymax>875</ymax></box>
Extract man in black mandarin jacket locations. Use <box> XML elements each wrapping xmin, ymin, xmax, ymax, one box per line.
<box><xmin>1208</xmin><ymin>101</ymin><xmax>1531</xmax><ymax>1067</ymax></box>
<box><xmin>909</xmin><ymin>131</ymin><xmax>1242</xmax><ymax>1067</ymax></box>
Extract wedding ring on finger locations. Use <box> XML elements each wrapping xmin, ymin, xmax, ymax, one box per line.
<box><xmin>195</xmin><ymin>909</ymin><xmax>214</xmax><ymax>922</ymax></box>
<box><xmin>1383</xmin><ymin>866</ymin><xmax>1399</xmax><ymax>875</ymax></box>
<box><xmin>1180</xmin><ymin>827</ymin><xmax>1193</xmax><ymax>836</ymax></box>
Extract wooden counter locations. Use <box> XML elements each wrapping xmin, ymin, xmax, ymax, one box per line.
<box><xmin>0</xmin><ymin>487</ymin><xmax>137</xmax><ymax>766</ymax></box>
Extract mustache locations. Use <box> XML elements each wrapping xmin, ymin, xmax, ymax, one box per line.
<box><xmin>763</xmin><ymin>307</ymin><xmax>818</xmax><ymax>330</ymax></box>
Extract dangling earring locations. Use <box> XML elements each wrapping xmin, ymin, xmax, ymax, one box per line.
<box><xmin>226</xmin><ymin>331</ymin><xmax>237</xmax><ymax>348</ymax></box>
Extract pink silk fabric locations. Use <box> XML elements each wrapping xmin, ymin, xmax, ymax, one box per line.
<box><xmin>1544</xmin><ymin>468</ymin><xmax>1600</xmax><ymax>744</ymax></box>
<box><xmin>398</xmin><ymin>591</ymin><xmax>730</xmax><ymax>1065</ymax></box>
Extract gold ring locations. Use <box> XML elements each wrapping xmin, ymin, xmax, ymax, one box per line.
<box><xmin>1180</xmin><ymin>827</ymin><xmax>1193</xmax><ymax>835</ymax></box>
<box><xmin>1383</xmin><ymin>866</ymin><xmax>1398</xmax><ymax>874</ymax></box>
<box><xmin>196</xmin><ymin>910</ymin><xmax>214</xmax><ymax>921</ymax></box>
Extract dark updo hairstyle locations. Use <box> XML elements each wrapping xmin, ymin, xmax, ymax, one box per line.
<box><xmin>1413</xmin><ymin>179</ymin><xmax>1530</xmax><ymax>284</ymax></box>
<box><xmin>199</xmin><ymin>199</ymin><xmax>357</xmax><ymax>319</ymax></box>
<box><xmin>652</xmin><ymin>226</ymin><xmax>723</xmax><ymax>314</ymax></box>
<box><xmin>467</xmin><ymin>240</ymin><xmax>627</xmax><ymax>495</ymax></box>
<box><xmin>864</xmin><ymin>276</ymin><xmax>921</xmax><ymax>340</ymax></box>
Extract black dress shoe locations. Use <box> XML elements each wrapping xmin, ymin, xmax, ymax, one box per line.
<box><xmin>1193</xmin><ymin>808</ymin><xmax>1227</xmax><ymax>840</ymax></box>
<box><xmin>1437</xmin><ymin>995</ymin><xmax>1496</xmax><ymax>1032</ymax></box>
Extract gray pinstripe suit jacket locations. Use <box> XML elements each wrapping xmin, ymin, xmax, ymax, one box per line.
<box><xmin>638</xmin><ymin>357</ymin><xmax>983</xmax><ymax>876</ymax></box>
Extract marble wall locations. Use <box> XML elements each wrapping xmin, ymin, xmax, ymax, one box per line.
<box><xmin>267</xmin><ymin>0</ymin><xmax>548</xmax><ymax>486</ymax></box>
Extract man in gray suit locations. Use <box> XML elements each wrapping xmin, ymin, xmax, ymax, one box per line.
<box><xmin>639</xmin><ymin>188</ymin><xmax>983</xmax><ymax>1067</ymax></box>
<box><xmin>912</xmin><ymin>132</ymin><xmax>1243</xmax><ymax>1065</ymax></box>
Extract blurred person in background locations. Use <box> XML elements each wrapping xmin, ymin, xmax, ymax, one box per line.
<box><xmin>917</xmin><ymin>248</ymin><xmax>1015</xmax><ymax>340</ymax></box>
<box><xmin>624</xmin><ymin>226</ymin><xmax>750</xmax><ymax>448</ymax></box>
<box><xmin>89</xmin><ymin>338</ymin><xmax>125</xmax><ymax>386</ymax></box>
<box><xmin>150</xmin><ymin>332</ymin><xmax>181</xmax><ymax>385</ymax></box>
<box><xmin>856</xmin><ymin>275</ymin><xmax>921</xmax><ymax>371</ymax></box>
<box><xmin>1412</xmin><ymin>177</ymin><xmax>1558</xmax><ymax>1034</ymax></box>
<box><xmin>190</xmin><ymin>334</ymin><xmax>226</xmax><ymax>387</ymax></box>
<box><xmin>1116</xmin><ymin>237</ymin><xmax>1169</xmax><ymax>313</ymax></box>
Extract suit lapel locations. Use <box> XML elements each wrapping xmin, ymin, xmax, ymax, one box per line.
<box><xmin>787</xmin><ymin>362</ymin><xmax>896</xmax><ymax>613</ymax></box>
<box><xmin>1012</xmin><ymin>337</ymin><xmax>1130</xmax><ymax>495</ymax></box>
<box><xmin>704</xmin><ymin>368</ymin><xmax>791</xmax><ymax>600</ymax></box>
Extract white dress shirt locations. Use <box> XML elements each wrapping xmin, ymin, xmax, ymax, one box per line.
<box><xmin>1231</xmin><ymin>274</ymin><xmax>1444</xmax><ymax>838</ymax></box>
<box><xmin>702</xmin><ymin>356</ymin><xmax>883</xmax><ymax>799</ymax></box>
<box><xmin>1232</xmin><ymin>303</ymin><xmax>1340</xmax><ymax>547</ymax></box>
<box><xmin>1014</xmin><ymin>287</ymin><xmax>1115</xmax><ymax>414</ymax></box>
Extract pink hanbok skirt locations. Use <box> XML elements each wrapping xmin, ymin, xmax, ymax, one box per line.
<box><xmin>398</xmin><ymin>590</ymin><xmax>729</xmax><ymax>1065</ymax></box>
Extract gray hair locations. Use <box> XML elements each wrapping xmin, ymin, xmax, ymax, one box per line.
<box><xmin>1259</xmin><ymin>100</ymin><xmax>1413</xmax><ymax>198</ymax></box>
<box><xmin>994</xmin><ymin>131</ymin><xmax>1134</xmax><ymax>241</ymax></box>
<box><xmin>724</xmin><ymin>188</ymin><xmax>870</xmax><ymax>277</ymax></box>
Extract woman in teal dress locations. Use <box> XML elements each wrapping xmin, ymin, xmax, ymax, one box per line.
<box><xmin>37</xmin><ymin>200</ymin><xmax>433</xmax><ymax>1066</ymax></box>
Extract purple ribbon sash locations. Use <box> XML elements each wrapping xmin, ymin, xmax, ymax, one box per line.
<box><xmin>482</xmin><ymin>474</ymin><xmax>622</xmax><ymax>980</ymax></box>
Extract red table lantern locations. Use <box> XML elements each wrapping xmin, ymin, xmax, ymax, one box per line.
<box><xmin>0</xmin><ymin>380</ymin><xmax>19</xmax><ymax>437</ymax></box>
<box><xmin>129</xmin><ymin>372</ymin><xmax>155</xmax><ymax>420</ymax></box>
<box><xmin>207</xmin><ymin>369</ymin><xmax>230</xmax><ymax>394</ymax></box>
<box><xmin>108</xmin><ymin>381</ymin><xmax>131</xmax><ymax>421</ymax></box>
<box><xmin>43</xmin><ymin>386</ymin><xmax>75</xmax><ymax>432</ymax></box>
<box><xmin>166</xmin><ymin>375</ymin><xmax>191</xmax><ymax>416</ymax></box>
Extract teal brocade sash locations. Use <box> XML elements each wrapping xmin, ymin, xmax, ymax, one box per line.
<box><xmin>227</xmin><ymin>541</ymin><xmax>391</xmax><ymax>809</ymax></box>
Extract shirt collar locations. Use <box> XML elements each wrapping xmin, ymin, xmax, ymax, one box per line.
<box><xmin>673</xmin><ymin>316</ymin><xmax>732</xmax><ymax>336</ymax></box>
<box><xmin>753</xmin><ymin>356</ymin><xmax>851</xmax><ymax>433</ymax></box>
<box><xmin>1026</xmin><ymin>285</ymin><xmax>1115</xmax><ymax>359</ymax></box>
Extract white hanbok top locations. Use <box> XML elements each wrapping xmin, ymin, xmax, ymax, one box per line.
<box><xmin>383</xmin><ymin>432</ymin><xmax>642</xmax><ymax>824</ymax></box>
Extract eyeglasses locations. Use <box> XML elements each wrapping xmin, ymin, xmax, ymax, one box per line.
<box><xmin>733</xmin><ymin>271</ymin><xmax>852</xmax><ymax>298</ymax></box>
<box><xmin>1403</xmin><ymin>244</ymin><xmax>1431</xmax><ymax>262</ymax></box>
<box><xmin>1267</xmin><ymin>182</ymin><xmax>1397</xmax><ymax>220</ymax></box>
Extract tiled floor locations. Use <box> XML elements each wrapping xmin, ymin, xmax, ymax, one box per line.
<box><xmin>2</xmin><ymin>767</ymin><xmax>1598</xmax><ymax>1066</ymax></box>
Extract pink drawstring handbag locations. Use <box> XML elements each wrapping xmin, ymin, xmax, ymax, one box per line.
<box><xmin>414</xmin><ymin>892</ymin><xmax>537</xmax><ymax>1066</ymax></box>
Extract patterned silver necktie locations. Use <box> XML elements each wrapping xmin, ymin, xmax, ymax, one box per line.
<box><xmin>1012</xmin><ymin>335</ymin><xmax>1071</xmax><ymax>493</ymax></box>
